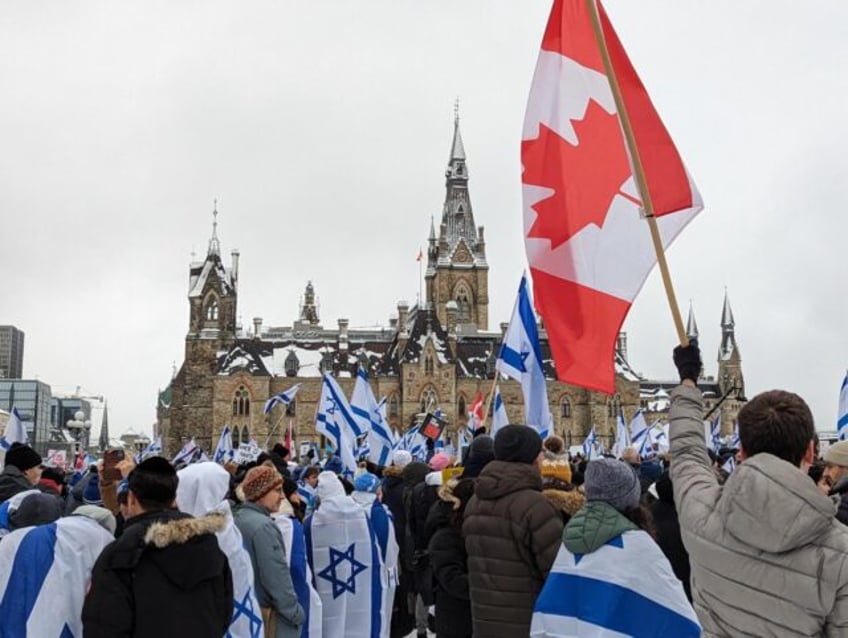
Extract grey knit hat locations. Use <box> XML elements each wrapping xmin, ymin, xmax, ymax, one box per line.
<box><xmin>584</xmin><ymin>458</ymin><xmax>641</xmax><ymax>512</ymax></box>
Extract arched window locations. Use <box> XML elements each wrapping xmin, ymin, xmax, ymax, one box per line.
<box><xmin>205</xmin><ymin>297</ymin><xmax>219</xmax><ymax>321</ymax></box>
<box><xmin>456</xmin><ymin>287</ymin><xmax>472</xmax><ymax>323</ymax></box>
<box><xmin>285</xmin><ymin>398</ymin><xmax>296</xmax><ymax>417</ymax></box>
<box><xmin>607</xmin><ymin>394</ymin><xmax>621</xmax><ymax>418</ymax></box>
<box><xmin>232</xmin><ymin>426</ymin><xmax>241</xmax><ymax>447</ymax></box>
<box><xmin>284</xmin><ymin>350</ymin><xmax>300</xmax><ymax>377</ymax></box>
<box><xmin>232</xmin><ymin>386</ymin><xmax>250</xmax><ymax>416</ymax></box>
<box><xmin>388</xmin><ymin>394</ymin><xmax>400</xmax><ymax>418</ymax></box>
<box><xmin>241</xmin><ymin>425</ymin><xmax>250</xmax><ymax>445</ymax></box>
<box><xmin>424</xmin><ymin>355</ymin><xmax>434</xmax><ymax>376</ymax></box>
<box><xmin>420</xmin><ymin>387</ymin><xmax>438</xmax><ymax>413</ymax></box>
<box><xmin>560</xmin><ymin>397</ymin><xmax>572</xmax><ymax>419</ymax></box>
<box><xmin>457</xmin><ymin>395</ymin><xmax>467</xmax><ymax>420</ymax></box>
<box><xmin>320</xmin><ymin>349</ymin><xmax>334</xmax><ymax>374</ymax></box>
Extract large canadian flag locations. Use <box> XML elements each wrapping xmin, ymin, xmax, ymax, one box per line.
<box><xmin>522</xmin><ymin>0</ymin><xmax>703</xmax><ymax>394</ymax></box>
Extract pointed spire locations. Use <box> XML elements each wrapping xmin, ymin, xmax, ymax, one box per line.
<box><xmin>429</xmin><ymin>216</ymin><xmax>436</xmax><ymax>242</ymax></box>
<box><xmin>207</xmin><ymin>200</ymin><xmax>221</xmax><ymax>257</ymax></box>
<box><xmin>98</xmin><ymin>402</ymin><xmax>110</xmax><ymax>452</ymax></box>
<box><xmin>721</xmin><ymin>289</ymin><xmax>735</xmax><ymax>329</ymax></box>
<box><xmin>449</xmin><ymin>98</ymin><xmax>466</xmax><ymax>162</ymax></box>
<box><xmin>686</xmin><ymin>302</ymin><xmax>699</xmax><ymax>341</ymax></box>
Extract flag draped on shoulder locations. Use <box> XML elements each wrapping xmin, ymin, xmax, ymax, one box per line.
<box><xmin>496</xmin><ymin>275</ymin><xmax>553</xmax><ymax>438</ymax></box>
<box><xmin>316</xmin><ymin>373</ymin><xmax>360</xmax><ymax>477</ymax></box>
<box><xmin>276</xmin><ymin>515</ymin><xmax>323</xmax><ymax>638</ymax></box>
<box><xmin>838</xmin><ymin>372</ymin><xmax>848</xmax><ymax>440</ymax></box>
<box><xmin>305</xmin><ymin>477</ymin><xmax>384</xmax><ymax>638</ymax></box>
<box><xmin>264</xmin><ymin>383</ymin><xmax>302</xmax><ymax>415</ymax></box>
<box><xmin>522</xmin><ymin>0</ymin><xmax>703</xmax><ymax>394</ymax></box>
<box><xmin>531</xmin><ymin>530</ymin><xmax>700</xmax><ymax>637</ymax></box>
<box><xmin>0</xmin><ymin>516</ymin><xmax>114</xmax><ymax>637</ymax></box>
<box><xmin>0</xmin><ymin>406</ymin><xmax>27</xmax><ymax>450</ymax></box>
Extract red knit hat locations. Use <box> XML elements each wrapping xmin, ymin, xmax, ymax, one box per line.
<box><xmin>241</xmin><ymin>466</ymin><xmax>283</xmax><ymax>502</ymax></box>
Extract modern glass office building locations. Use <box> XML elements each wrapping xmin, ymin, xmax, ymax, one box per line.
<box><xmin>0</xmin><ymin>326</ymin><xmax>25</xmax><ymax>379</ymax></box>
<box><xmin>0</xmin><ymin>379</ymin><xmax>53</xmax><ymax>455</ymax></box>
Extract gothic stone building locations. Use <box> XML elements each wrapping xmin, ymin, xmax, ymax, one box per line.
<box><xmin>157</xmin><ymin>118</ymin><xmax>746</xmax><ymax>456</ymax></box>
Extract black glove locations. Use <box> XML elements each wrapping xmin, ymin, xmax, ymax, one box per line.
<box><xmin>673</xmin><ymin>339</ymin><xmax>701</xmax><ymax>383</ymax></box>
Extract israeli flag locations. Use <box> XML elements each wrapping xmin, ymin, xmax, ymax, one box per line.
<box><xmin>709</xmin><ymin>413</ymin><xmax>722</xmax><ymax>453</ymax></box>
<box><xmin>0</xmin><ymin>515</ymin><xmax>114</xmax><ymax>637</ymax></box>
<box><xmin>531</xmin><ymin>529</ymin><xmax>700</xmax><ymax>637</ymax></box>
<box><xmin>214</xmin><ymin>426</ymin><xmax>235</xmax><ymax>464</ymax></box>
<box><xmin>629</xmin><ymin>410</ymin><xmax>649</xmax><ymax>448</ymax></box>
<box><xmin>172</xmin><ymin>437</ymin><xmax>200</xmax><ymax>466</ymax></box>
<box><xmin>652</xmin><ymin>422</ymin><xmax>670</xmax><ymax>454</ymax></box>
<box><xmin>351</xmin><ymin>370</ymin><xmax>394</xmax><ymax>467</ymax></box>
<box><xmin>496</xmin><ymin>275</ymin><xmax>552</xmax><ymax>438</ymax></box>
<box><xmin>612</xmin><ymin>411</ymin><xmax>629</xmax><ymax>459</ymax></box>
<box><xmin>176</xmin><ymin>462</ymin><xmax>263</xmax><ymax>638</ymax></box>
<box><xmin>396</xmin><ymin>424</ymin><xmax>427</xmax><ymax>462</ymax></box>
<box><xmin>730</xmin><ymin>421</ymin><xmax>740</xmax><ymax>450</ymax></box>
<box><xmin>363</xmin><ymin>500</ymin><xmax>398</xmax><ymax>637</ymax></box>
<box><xmin>492</xmin><ymin>385</ymin><xmax>509</xmax><ymax>436</ymax></box>
<box><xmin>0</xmin><ymin>406</ymin><xmax>27</xmax><ymax>450</ymax></box>
<box><xmin>722</xmin><ymin>455</ymin><xmax>737</xmax><ymax>475</ymax></box>
<box><xmin>638</xmin><ymin>426</ymin><xmax>656</xmax><ymax>460</ymax></box>
<box><xmin>264</xmin><ymin>383</ymin><xmax>302</xmax><ymax>415</ymax></box>
<box><xmin>316</xmin><ymin>374</ymin><xmax>360</xmax><ymax>477</ymax></box>
<box><xmin>275</xmin><ymin>515</ymin><xmax>323</xmax><ymax>638</ymax></box>
<box><xmin>839</xmin><ymin>372</ymin><xmax>848</xmax><ymax>441</ymax></box>
<box><xmin>582</xmin><ymin>426</ymin><xmax>598</xmax><ymax>460</ymax></box>
<box><xmin>305</xmin><ymin>487</ymin><xmax>384</xmax><ymax>638</ymax></box>
<box><xmin>135</xmin><ymin>435</ymin><xmax>162</xmax><ymax>465</ymax></box>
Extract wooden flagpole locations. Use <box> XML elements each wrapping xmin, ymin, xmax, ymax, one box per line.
<box><xmin>481</xmin><ymin>374</ymin><xmax>499</xmax><ymax>430</ymax></box>
<box><xmin>586</xmin><ymin>0</ymin><xmax>688</xmax><ymax>347</ymax></box>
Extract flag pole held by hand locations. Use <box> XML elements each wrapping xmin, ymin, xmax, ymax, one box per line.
<box><xmin>586</xmin><ymin>0</ymin><xmax>687</xmax><ymax>346</ymax></box>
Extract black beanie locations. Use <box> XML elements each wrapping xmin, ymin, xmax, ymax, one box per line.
<box><xmin>129</xmin><ymin>456</ymin><xmax>178</xmax><ymax>504</ymax></box>
<box><xmin>494</xmin><ymin>425</ymin><xmax>543</xmax><ymax>464</ymax></box>
<box><xmin>5</xmin><ymin>443</ymin><xmax>42</xmax><ymax>472</ymax></box>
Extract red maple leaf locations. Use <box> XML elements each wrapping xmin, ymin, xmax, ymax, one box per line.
<box><xmin>522</xmin><ymin>99</ymin><xmax>634</xmax><ymax>248</ymax></box>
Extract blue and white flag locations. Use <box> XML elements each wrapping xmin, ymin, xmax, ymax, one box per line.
<box><xmin>305</xmin><ymin>474</ymin><xmax>384</xmax><ymax>638</ymax></box>
<box><xmin>612</xmin><ymin>411</ymin><xmax>629</xmax><ymax>459</ymax></box>
<box><xmin>629</xmin><ymin>410</ymin><xmax>649</xmax><ymax>448</ymax></box>
<box><xmin>0</xmin><ymin>515</ymin><xmax>114</xmax><ymax>637</ymax></box>
<box><xmin>730</xmin><ymin>420</ymin><xmax>740</xmax><ymax>450</ymax></box>
<box><xmin>264</xmin><ymin>383</ymin><xmax>302</xmax><ymax>415</ymax></box>
<box><xmin>0</xmin><ymin>406</ymin><xmax>27</xmax><ymax>450</ymax></box>
<box><xmin>582</xmin><ymin>426</ymin><xmax>598</xmax><ymax>460</ymax></box>
<box><xmin>531</xmin><ymin>529</ymin><xmax>700</xmax><ymax>637</ymax></box>
<box><xmin>351</xmin><ymin>369</ymin><xmax>394</xmax><ymax>467</ymax></box>
<box><xmin>839</xmin><ymin>372</ymin><xmax>848</xmax><ymax>441</ymax></box>
<box><xmin>722</xmin><ymin>455</ymin><xmax>737</xmax><ymax>475</ymax></box>
<box><xmin>213</xmin><ymin>426</ymin><xmax>235</xmax><ymax>464</ymax></box>
<box><xmin>396</xmin><ymin>424</ymin><xmax>427</xmax><ymax>462</ymax></box>
<box><xmin>709</xmin><ymin>412</ymin><xmax>722</xmax><ymax>453</ymax></box>
<box><xmin>276</xmin><ymin>515</ymin><xmax>323</xmax><ymax>638</ymax></box>
<box><xmin>651</xmin><ymin>422</ymin><xmax>670</xmax><ymax>454</ymax></box>
<box><xmin>134</xmin><ymin>435</ymin><xmax>163</xmax><ymax>464</ymax></box>
<box><xmin>172</xmin><ymin>437</ymin><xmax>200</xmax><ymax>467</ymax></box>
<box><xmin>496</xmin><ymin>275</ymin><xmax>552</xmax><ymax>439</ymax></box>
<box><xmin>638</xmin><ymin>426</ymin><xmax>656</xmax><ymax>460</ymax></box>
<box><xmin>176</xmin><ymin>462</ymin><xmax>263</xmax><ymax>638</ymax></box>
<box><xmin>316</xmin><ymin>373</ymin><xmax>360</xmax><ymax>478</ymax></box>
<box><xmin>491</xmin><ymin>386</ymin><xmax>510</xmax><ymax>436</ymax></box>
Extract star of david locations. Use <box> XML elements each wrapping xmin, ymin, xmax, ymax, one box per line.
<box><xmin>318</xmin><ymin>542</ymin><xmax>368</xmax><ymax>599</ymax></box>
<box><xmin>500</xmin><ymin>344</ymin><xmax>530</xmax><ymax>373</ymax></box>
<box><xmin>229</xmin><ymin>589</ymin><xmax>263</xmax><ymax>638</ymax></box>
<box><xmin>325</xmin><ymin>397</ymin><xmax>337</xmax><ymax>415</ymax></box>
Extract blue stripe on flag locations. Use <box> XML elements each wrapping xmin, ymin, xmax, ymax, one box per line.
<box><xmin>535</xmin><ymin>572</ymin><xmax>701</xmax><ymax>638</ymax></box>
<box><xmin>0</xmin><ymin>523</ymin><xmax>58</xmax><ymax>636</ymax></box>
<box><xmin>289</xmin><ymin>518</ymin><xmax>311</xmax><ymax>637</ymax></box>
<box><xmin>368</xmin><ymin>520</ymin><xmax>382</xmax><ymax>638</ymax></box>
<box><xmin>324</xmin><ymin>376</ymin><xmax>366</xmax><ymax>438</ymax></box>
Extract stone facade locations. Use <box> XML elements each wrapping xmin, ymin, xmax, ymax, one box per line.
<box><xmin>157</xmin><ymin>118</ymin><xmax>745</xmax><ymax>456</ymax></box>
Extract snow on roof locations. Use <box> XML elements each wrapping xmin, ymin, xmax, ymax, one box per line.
<box><xmin>188</xmin><ymin>255</ymin><xmax>234</xmax><ymax>299</ymax></box>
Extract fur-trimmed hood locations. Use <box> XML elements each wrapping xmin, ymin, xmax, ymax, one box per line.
<box><xmin>145</xmin><ymin>511</ymin><xmax>227</xmax><ymax>548</ymax></box>
<box><xmin>382</xmin><ymin>465</ymin><xmax>404</xmax><ymax>480</ymax></box>
<box><xmin>543</xmin><ymin>487</ymin><xmax>586</xmax><ymax>518</ymax></box>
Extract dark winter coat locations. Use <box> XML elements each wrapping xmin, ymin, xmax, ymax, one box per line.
<box><xmin>0</xmin><ymin>465</ymin><xmax>35</xmax><ymax>503</ymax></box>
<box><xmin>427</xmin><ymin>490</ymin><xmax>472</xmax><ymax>638</ymax></box>
<box><xmin>381</xmin><ymin>465</ymin><xmax>415</xmax><ymax>638</ymax></box>
<box><xmin>650</xmin><ymin>472</ymin><xmax>691</xmax><ymax>600</ymax></box>
<box><xmin>82</xmin><ymin>508</ymin><xmax>233</xmax><ymax>638</ymax></box>
<box><xmin>462</xmin><ymin>460</ymin><xmax>563</xmax><ymax>638</ymax></box>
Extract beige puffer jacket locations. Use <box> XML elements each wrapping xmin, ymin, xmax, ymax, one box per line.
<box><xmin>670</xmin><ymin>384</ymin><xmax>848</xmax><ymax>637</ymax></box>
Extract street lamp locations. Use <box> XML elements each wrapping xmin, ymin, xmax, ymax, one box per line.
<box><xmin>66</xmin><ymin>410</ymin><xmax>92</xmax><ymax>455</ymax></box>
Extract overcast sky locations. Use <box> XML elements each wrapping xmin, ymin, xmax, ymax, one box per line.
<box><xmin>1</xmin><ymin>1</ymin><xmax>846</xmax><ymax>440</ymax></box>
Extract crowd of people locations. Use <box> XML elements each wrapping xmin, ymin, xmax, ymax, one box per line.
<box><xmin>1</xmin><ymin>343</ymin><xmax>847</xmax><ymax>637</ymax></box>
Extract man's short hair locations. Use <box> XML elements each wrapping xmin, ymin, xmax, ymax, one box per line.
<box><xmin>738</xmin><ymin>390</ymin><xmax>815</xmax><ymax>467</ymax></box>
<box><xmin>303</xmin><ymin>466</ymin><xmax>320</xmax><ymax>480</ymax></box>
<box><xmin>128</xmin><ymin>457</ymin><xmax>179</xmax><ymax>510</ymax></box>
